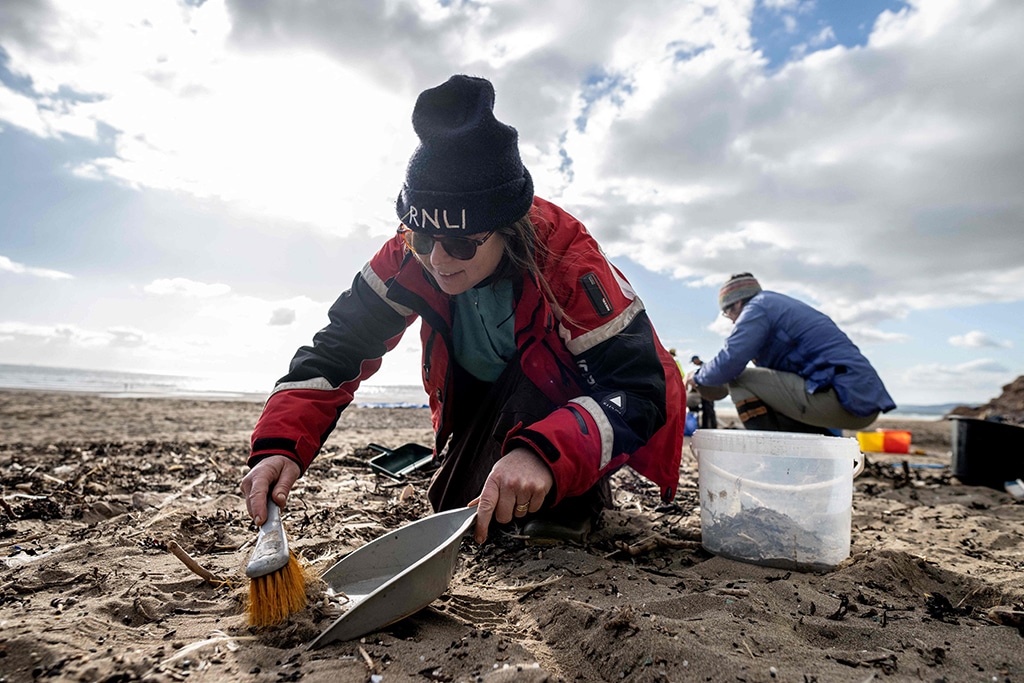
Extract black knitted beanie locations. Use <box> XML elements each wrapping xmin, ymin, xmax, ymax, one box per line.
<box><xmin>396</xmin><ymin>75</ymin><xmax>534</xmax><ymax>235</ymax></box>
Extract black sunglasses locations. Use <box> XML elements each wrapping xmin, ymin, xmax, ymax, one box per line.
<box><xmin>400</xmin><ymin>228</ymin><xmax>494</xmax><ymax>261</ymax></box>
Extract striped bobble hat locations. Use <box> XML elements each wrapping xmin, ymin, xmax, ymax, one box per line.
<box><xmin>718</xmin><ymin>273</ymin><xmax>762</xmax><ymax>311</ymax></box>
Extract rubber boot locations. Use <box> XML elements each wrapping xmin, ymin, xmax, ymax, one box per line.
<box><xmin>521</xmin><ymin>476</ymin><xmax>611</xmax><ymax>545</ymax></box>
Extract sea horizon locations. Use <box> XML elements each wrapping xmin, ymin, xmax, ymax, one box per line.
<box><xmin>0</xmin><ymin>362</ymin><xmax>957</xmax><ymax>419</ymax></box>
<box><xmin>0</xmin><ymin>362</ymin><xmax>429</xmax><ymax>408</ymax></box>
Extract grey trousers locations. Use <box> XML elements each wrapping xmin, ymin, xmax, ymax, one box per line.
<box><xmin>728</xmin><ymin>367</ymin><xmax>878</xmax><ymax>431</ymax></box>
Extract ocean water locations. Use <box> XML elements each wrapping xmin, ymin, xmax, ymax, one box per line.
<box><xmin>0</xmin><ymin>364</ymin><xmax>950</xmax><ymax>417</ymax></box>
<box><xmin>0</xmin><ymin>364</ymin><xmax>428</xmax><ymax>408</ymax></box>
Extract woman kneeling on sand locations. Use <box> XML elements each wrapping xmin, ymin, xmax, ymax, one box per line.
<box><xmin>241</xmin><ymin>75</ymin><xmax>683</xmax><ymax>544</ymax></box>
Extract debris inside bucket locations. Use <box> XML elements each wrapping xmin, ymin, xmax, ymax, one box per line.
<box><xmin>703</xmin><ymin>507</ymin><xmax>836</xmax><ymax>572</ymax></box>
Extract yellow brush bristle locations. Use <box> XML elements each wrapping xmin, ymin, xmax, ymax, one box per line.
<box><xmin>246</xmin><ymin>552</ymin><xmax>307</xmax><ymax>629</ymax></box>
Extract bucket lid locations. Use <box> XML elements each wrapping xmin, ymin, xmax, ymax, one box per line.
<box><xmin>692</xmin><ymin>429</ymin><xmax>860</xmax><ymax>460</ymax></box>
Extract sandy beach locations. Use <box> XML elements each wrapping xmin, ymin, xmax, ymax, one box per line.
<box><xmin>1</xmin><ymin>389</ymin><xmax>1022</xmax><ymax>682</ymax></box>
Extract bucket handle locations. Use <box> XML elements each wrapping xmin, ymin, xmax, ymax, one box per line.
<box><xmin>700</xmin><ymin>456</ymin><xmax>862</xmax><ymax>494</ymax></box>
<box><xmin>853</xmin><ymin>451</ymin><xmax>865</xmax><ymax>478</ymax></box>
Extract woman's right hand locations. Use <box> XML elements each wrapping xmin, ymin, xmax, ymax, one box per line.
<box><xmin>240</xmin><ymin>455</ymin><xmax>301</xmax><ymax>527</ymax></box>
<box><xmin>473</xmin><ymin>447</ymin><xmax>553</xmax><ymax>544</ymax></box>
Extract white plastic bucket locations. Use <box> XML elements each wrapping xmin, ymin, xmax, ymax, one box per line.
<box><xmin>691</xmin><ymin>430</ymin><xmax>864</xmax><ymax>571</ymax></box>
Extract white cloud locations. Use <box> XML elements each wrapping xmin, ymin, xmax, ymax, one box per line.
<box><xmin>144</xmin><ymin>278</ymin><xmax>231</xmax><ymax>298</ymax></box>
<box><xmin>0</xmin><ymin>322</ymin><xmax>115</xmax><ymax>348</ymax></box>
<box><xmin>268</xmin><ymin>308</ymin><xmax>296</xmax><ymax>326</ymax></box>
<box><xmin>950</xmin><ymin>330</ymin><xmax>1013</xmax><ymax>349</ymax></box>
<box><xmin>1</xmin><ymin>0</ymin><xmax>414</xmax><ymax>237</ymax></box>
<box><xmin>902</xmin><ymin>358</ymin><xmax>1011</xmax><ymax>398</ymax></box>
<box><xmin>570</xmin><ymin>0</ymin><xmax>1024</xmax><ymax>341</ymax></box>
<box><xmin>0</xmin><ymin>255</ymin><xmax>74</xmax><ymax>280</ymax></box>
<box><xmin>3</xmin><ymin>2</ymin><xmax>1020</xmax><ymax>327</ymax></box>
<box><xmin>763</xmin><ymin>0</ymin><xmax>802</xmax><ymax>10</ymax></box>
<box><xmin>0</xmin><ymin>290</ymin><xmax>340</xmax><ymax>382</ymax></box>
<box><xmin>843</xmin><ymin>327</ymin><xmax>911</xmax><ymax>345</ymax></box>
<box><xmin>0</xmin><ymin>322</ymin><xmax>145</xmax><ymax>352</ymax></box>
<box><xmin>108</xmin><ymin>327</ymin><xmax>149</xmax><ymax>348</ymax></box>
<box><xmin>707</xmin><ymin>315</ymin><xmax>734</xmax><ymax>338</ymax></box>
<box><xmin>0</xmin><ymin>85</ymin><xmax>49</xmax><ymax>137</ymax></box>
<box><xmin>0</xmin><ymin>0</ymin><xmax>1022</xmax><ymax>404</ymax></box>
<box><xmin>895</xmin><ymin>356</ymin><xmax>1021</xmax><ymax>404</ymax></box>
<box><xmin>807</xmin><ymin>25</ymin><xmax>836</xmax><ymax>48</ymax></box>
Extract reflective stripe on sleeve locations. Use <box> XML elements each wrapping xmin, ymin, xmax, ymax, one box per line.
<box><xmin>560</xmin><ymin>297</ymin><xmax>646</xmax><ymax>356</ymax></box>
<box><xmin>361</xmin><ymin>262</ymin><xmax>415</xmax><ymax>317</ymax></box>
<box><xmin>269</xmin><ymin>376</ymin><xmax>336</xmax><ymax>397</ymax></box>
<box><xmin>568</xmin><ymin>395</ymin><xmax>615</xmax><ymax>469</ymax></box>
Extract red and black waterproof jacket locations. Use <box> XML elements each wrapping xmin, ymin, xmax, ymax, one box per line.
<box><xmin>249</xmin><ymin>197</ymin><xmax>684</xmax><ymax>503</ymax></box>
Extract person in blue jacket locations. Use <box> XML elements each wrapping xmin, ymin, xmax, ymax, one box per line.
<box><xmin>684</xmin><ymin>273</ymin><xmax>895</xmax><ymax>434</ymax></box>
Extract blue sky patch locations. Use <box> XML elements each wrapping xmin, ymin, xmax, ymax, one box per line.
<box><xmin>751</xmin><ymin>0</ymin><xmax>908</xmax><ymax>70</ymax></box>
<box><xmin>574</xmin><ymin>70</ymin><xmax>633</xmax><ymax>133</ymax></box>
<box><xmin>0</xmin><ymin>48</ymin><xmax>34</xmax><ymax>95</ymax></box>
<box><xmin>669</xmin><ymin>40</ymin><xmax>711</xmax><ymax>63</ymax></box>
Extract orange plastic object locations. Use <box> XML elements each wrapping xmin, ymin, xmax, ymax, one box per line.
<box><xmin>856</xmin><ymin>430</ymin><xmax>912</xmax><ymax>454</ymax></box>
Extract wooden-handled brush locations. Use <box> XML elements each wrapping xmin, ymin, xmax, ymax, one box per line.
<box><xmin>245</xmin><ymin>498</ymin><xmax>306</xmax><ymax>628</ymax></box>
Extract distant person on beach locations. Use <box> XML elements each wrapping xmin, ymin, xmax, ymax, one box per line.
<box><xmin>241</xmin><ymin>75</ymin><xmax>683</xmax><ymax>544</ymax></box>
<box><xmin>684</xmin><ymin>273</ymin><xmax>895</xmax><ymax>434</ymax></box>
<box><xmin>670</xmin><ymin>348</ymin><xmax>701</xmax><ymax>435</ymax></box>
<box><xmin>689</xmin><ymin>355</ymin><xmax>717</xmax><ymax>429</ymax></box>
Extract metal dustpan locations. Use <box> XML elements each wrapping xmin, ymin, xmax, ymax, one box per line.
<box><xmin>308</xmin><ymin>506</ymin><xmax>477</xmax><ymax>649</ymax></box>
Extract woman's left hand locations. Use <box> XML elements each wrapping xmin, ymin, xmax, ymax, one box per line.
<box><xmin>474</xmin><ymin>447</ymin><xmax>553</xmax><ymax>543</ymax></box>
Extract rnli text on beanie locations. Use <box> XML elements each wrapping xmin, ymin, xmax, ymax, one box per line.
<box><xmin>718</xmin><ymin>273</ymin><xmax>762</xmax><ymax>310</ymax></box>
<box><xmin>396</xmin><ymin>75</ymin><xmax>534</xmax><ymax>235</ymax></box>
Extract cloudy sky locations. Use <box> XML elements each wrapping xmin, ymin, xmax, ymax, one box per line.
<box><xmin>1</xmin><ymin>0</ymin><xmax>1021</xmax><ymax>406</ymax></box>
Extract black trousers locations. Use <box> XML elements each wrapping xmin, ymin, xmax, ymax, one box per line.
<box><xmin>700</xmin><ymin>399</ymin><xmax>717</xmax><ymax>429</ymax></box>
<box><xmin>427</xmin><ymin>358</ymin><xmax>610</xmax><ymax>519</ymax></box>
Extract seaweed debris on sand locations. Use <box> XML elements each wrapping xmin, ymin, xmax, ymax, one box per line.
<box><xmin>1</xmin><ymin>390</ymin><xmax>1023</xmax><ymax>682</ymax></box>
